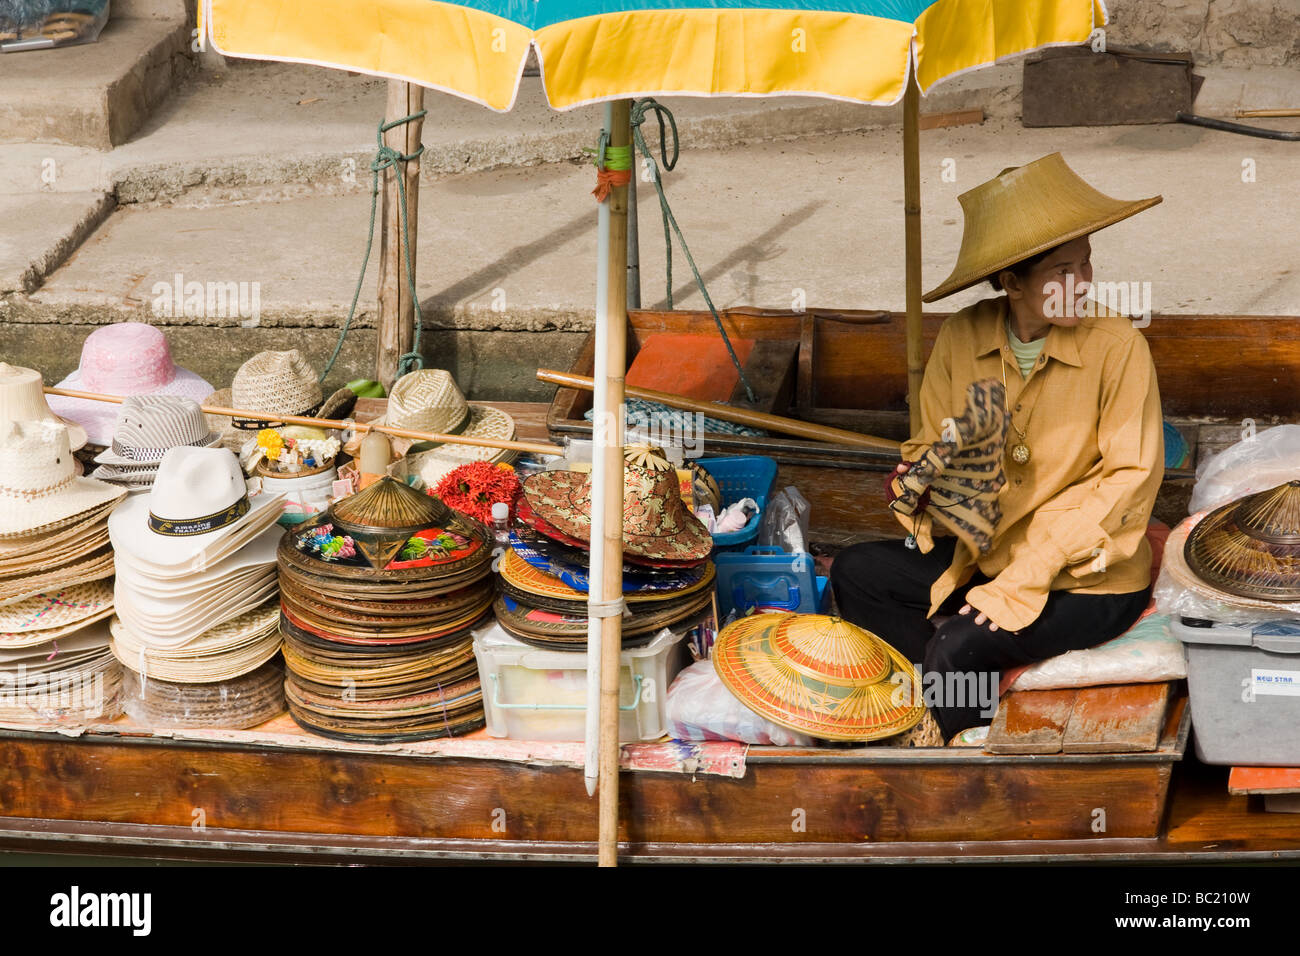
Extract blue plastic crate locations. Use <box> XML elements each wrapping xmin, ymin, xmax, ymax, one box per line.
<box><xmin>696</xmin><ymin>455</ymin><xmax>778</xmax><ymax>552</ymax></box>
<box><xmin>714</xmin><ymin>546</ymin><xmax>830</xmax><ymax>618</ymax></box>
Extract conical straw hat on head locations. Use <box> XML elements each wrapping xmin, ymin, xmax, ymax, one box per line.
<box><xmin>923</xmin><ymin>152</ymin><xmax>1162</xmax><ymax>303</ymax></box>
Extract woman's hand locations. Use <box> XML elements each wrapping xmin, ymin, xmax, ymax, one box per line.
<box><xmin>958</xmin><ymin>603</ymin><xmax>1002</xmax><ymax>632</ymax></box>
<box><xmin>884</xmin><ymin>461</ymin><xmax>912</xmax><ymax>505</ymax></box>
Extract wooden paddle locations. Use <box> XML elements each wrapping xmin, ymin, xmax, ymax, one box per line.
<box><xmin>43</xmin><ymin>386</ymin><xmax>565</xmax><ymax>457</ymax></box>
<box><xmin>537</xmin><ymin>369</ymin><xmax>902</xmax><ymax>453</ymax></box>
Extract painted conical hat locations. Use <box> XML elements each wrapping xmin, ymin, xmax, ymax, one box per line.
<box><xmin>1185</xmin><ymin>481</ymin><xmax>1300</xmax><ymax>600</ymax></box>
<box><xmin>294</xmin><ymin>476</ymin><xmax>488</xmax><ymax>572</ymax></box>
<box><xmin>713</xmin><ymin>613</ymin><xmax>924</xmax><ymax>742</ymax></box>
<box><xmin>522</xmin><ymin>445</ymin><xmax>711</xmax><ymax>561</ymax></box>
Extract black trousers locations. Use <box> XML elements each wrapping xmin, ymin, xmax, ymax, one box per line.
<box><xmin>830</xmin><ymin>537</ymin><xmax>1151</xmax><ymax>740</ymax></box>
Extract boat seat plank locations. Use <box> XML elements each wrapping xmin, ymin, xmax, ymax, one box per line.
<box><xmin>985</xmin><ymin>689</ymin><xmax>1077</xmax><ymax>754</ymax></box>
<box><xmin>1061</xmin><ymin>683</ymin><xmax>1171</xmax><ymax>754</ymax></box>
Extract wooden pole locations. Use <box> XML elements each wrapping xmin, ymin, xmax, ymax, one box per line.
<box><xmin>536</xmin><ymin>369</ymin><xmax>901</xmax><ymax>452</ymax></box>
<box><xmin>597</xmin><ymin>99</ymin><xmax>631</xmax><ymax>868</ymax></box>
<box><xmin>43</xmin><ymin>387</ymin><xmax>563</xmax><ymax>457</ymax></box>
<box><xmin>903</xmin><ymin>71</ymin><xmax>924</xmax><ymax>438</ymax></box>
<box><xmin>376</xmin><ymin>81</ymin><xmax>426</xmax><ymax>391</ymax></box>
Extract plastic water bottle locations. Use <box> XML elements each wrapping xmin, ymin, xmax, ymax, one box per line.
<box><xmin>491</xmin><ymin>502</ymin><xmax>511</xmax><ymax>556</ymax></box>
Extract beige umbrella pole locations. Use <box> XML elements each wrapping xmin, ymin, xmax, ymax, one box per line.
<box><xmin>594</xmin><ymin>98</ymin><xmax>632</xmax><ymax>868</ymax></box>
<box><xmin>43</xmin><ymin>386</ymin><xmax>563</xmax><ymax>457</ymax></box>
<box><xmin>903</xmin><ymin>70</ymin><xmax>924</xmax><ymax>437</ymax></box>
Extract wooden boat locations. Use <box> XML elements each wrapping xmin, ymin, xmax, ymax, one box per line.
<box><xmin>548</xmin><ymin>307</ymin><xmax>1300</xmax><ymax>544</ymax></box>
<box><xmin>3</xmin><ymin>328</ymin><xmax>1300</xmax><ymax>864</ymax></box>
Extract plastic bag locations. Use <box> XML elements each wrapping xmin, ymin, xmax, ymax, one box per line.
<box><xmin>1006</xmin><ymin>612</ymin><xmax>1186</xmax><ymax>692</ymax></box>
<box><xmin>759</xmin><ymin>486</ymin><xmax>811</xmax><ymax>554</ymax></box>
<box><xmin>1189</xmin><ymin>424</ymin><xmax>1300</xmax><ymax>514</ymax></box>
<box><xmin>1</xmin><ymin>0</ymin><xmax>110</xmax><ymax>52</ymax></box>
<box><xmin>665</xmin><ymin>660</ymin><xmax>815</xmax><ymax>746</ymax></box>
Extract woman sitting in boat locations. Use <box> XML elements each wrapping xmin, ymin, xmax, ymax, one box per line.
<box><xmin>831</xmin><ymin>153</ymin><xmax>1165</xmax><ymax>743</ymax></box>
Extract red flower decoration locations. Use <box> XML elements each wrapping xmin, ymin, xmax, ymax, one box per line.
<box><xmin>432</xmin><ymin>461</ymin><xmax>522</xmax><ymax>524</ymax></box>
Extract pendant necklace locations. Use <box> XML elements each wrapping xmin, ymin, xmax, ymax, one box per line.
<box><xmin>999</xmin><ymin>342</ymin><xmax>1035</xmax><ymax>465</ymax></box>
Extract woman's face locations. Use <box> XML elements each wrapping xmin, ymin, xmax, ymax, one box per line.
<box><xmin>1001</xmin><ymin>235</ymin><xmax>1094</xmax><ymax>328</ymax></box>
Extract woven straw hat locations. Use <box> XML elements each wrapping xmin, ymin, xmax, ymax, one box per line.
<box><xmin>121</xmin><ymin>658</ymin><xmax>285</xmax><ymax>729</ymax></box>
<box><xmin>923</xmin><ymin>153</ymin><xmax>1162</xmax><ymax>303</ymax></box>
<box><xmin>46</xmin><ymin>323</ymin><xmax>213</xmax><ymax>447</ymax></box>
<box><xmin>231</xmin><ymin>350</ymin><xmax>323</xmax><ymax>421</ymax></box>
<box><xmin>93</xmin><ymin>395</ymin><xmax>222</xmax><ymax>469</ymax></box>
<box><xmin>379</xmin><ymin>369</ymin><xmax>516</xmax><ymax>482</ymax></box>
<box><xmin>1184</xmin><ymin>482</ymin><xmax>1300</xmax><ymax>601</ymax></box>
<box><xmin>713</xmin><ymin>613</ymin><xmax>925</xmax><ymax>742</ymax></box>
<box><xmin>0</xmin><ymin>580</ymin><xmax>114</xmax><ymax>634</ymax></box>
<box><xmin>0</xmin><ymin>363</ymin><xmax>87</xmax><ymax>451</ymax></box>
<box><xmin>0</xmin><ymin>422</ymin><xmax>125</xmax><ymax>538</ymax></box>
<box><xmin>522</xmin><ymin>445</ymin><xmax>712</xmax><ymax>562</ymax></box>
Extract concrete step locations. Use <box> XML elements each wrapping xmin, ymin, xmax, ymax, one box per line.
<box><xmin>6</xmin><ymin>118</ymin><xmax>1298</xmax><ymax>400</ymax></box>
<box><xmin>0</xmin><ymin>15</ymin><xmax>191</xmax><ymax>150</ymax></box>
<box><xmin>100</xmin><ymin>61</ymin><xmax>1024</xmax><ymax>205</ymax></box>
<box><xmin>0</xmin><ymin>192</ymin><xmax>114</xmax><ymax>294</ymax></box>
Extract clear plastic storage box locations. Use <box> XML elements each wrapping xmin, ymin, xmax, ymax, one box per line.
<box><xmin>473</xmin><ymin>622</ymin><xmax>689</xmax><ymax>742</ymax></box>
<box><xmin>1173</xmin><ymin>616</ymin><xmax>1300</xmax><ymax>766</ymax></box>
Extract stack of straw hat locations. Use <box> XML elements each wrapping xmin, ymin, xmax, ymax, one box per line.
<box><xmin>0</xmin><ymin>412</ymin><xmax>127</xmax><ymax>727</ymax></box>
<box><xmin>498</xmin><ymin>445</ymin><xmax>715</xmax><ymax>650</ymax></box>
<box><xmin>277</xmin><ymin>476</ymin><xmax>494</xmax><ymax>742</ymax></box>
<box><xmin>108</xmin><ymin>446</ymin><xmax>288</xmax><ymax>728</ymax></box>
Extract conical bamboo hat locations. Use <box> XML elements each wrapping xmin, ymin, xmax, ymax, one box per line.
<box><xmin>713</xmin><ymin>613</ymin><xmax>924</xmax><ymax>742</ymax></box>
<box><xmin>1185</xmin><ymin>481</ymin><xmax>1300</xmax><ymax>600</ymax></box>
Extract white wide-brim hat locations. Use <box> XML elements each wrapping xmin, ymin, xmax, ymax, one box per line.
<box><xmin>0</xmin><ymin>363</ymin><xmax>88</xmax><ymax>451</ymax></box>
<box><xmin>106</xmin><ymin>446</ymin><xmax>284</xmax><ymax>569</ymax></box>
<box><xmin>0</xmin><ymin>422</ymin><xmax>126</xmax><ymax>538</ymax></box>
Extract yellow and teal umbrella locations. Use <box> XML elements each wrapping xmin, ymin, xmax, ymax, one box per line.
<box><xmin>202</xmin><ymin>0</ymin><xmax>1105</xmax><ymax>111</ymax></box>
<box><xmin>200</xmin><ymin>0</ymin><xmax>1110</xmax><ymax>866</ymax></box>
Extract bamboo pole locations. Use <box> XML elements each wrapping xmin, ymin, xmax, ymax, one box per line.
<box><xmin>1235</xmin><ymin>108</ymin><xmax>1300</xmax><ymax>118</ymax></box>
<box><xmin>43</xmin><ymin>386</ymin><xmax>563</xmax><ymax>457</ymax></box>
<box><xmin>594</xmin><ymin>99</ymin><xmax>631</xmax><ymax>869</ymax></box>
<box><xmin>376</xmin><ymin>81</ymin><xmax>426</xmax><ymax>391</ymax></box>
<box><xmin>536</xmin><ymin>369</ymin><xmax>901</xmax><ymax>452</ymax></box>
<box><xmin>903</xmin><ymin>71</ymin><xmax>924</xmax><ymax>438</ymax></box>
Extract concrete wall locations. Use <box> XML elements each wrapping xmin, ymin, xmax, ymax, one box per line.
<box><xmin>1107</xmin><ymin>0</ymin><xmax>1300</xmax><ymax>66</ymax></box>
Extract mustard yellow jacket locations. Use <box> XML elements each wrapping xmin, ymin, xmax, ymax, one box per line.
<box><xmin>898</xmin><ymin>296</ymin><xmax>1165</xmax><ymax>632</ymax></box>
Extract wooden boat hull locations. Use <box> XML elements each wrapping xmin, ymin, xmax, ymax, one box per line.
<box><xmin>547</xmin><ymin>308</ymin><xmax>1297</xmax><ymax>543</ymax></box>
<box><xmin>0</xmin><ymin>698</ymin><xmax>1191</xmax><ymax>864</ymax></box>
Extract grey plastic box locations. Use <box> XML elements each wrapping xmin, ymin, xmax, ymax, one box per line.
<box><xmin>1173</xmin><ymin>617</ymin><xmax>1300</xmax><ymax>766</ymax></box>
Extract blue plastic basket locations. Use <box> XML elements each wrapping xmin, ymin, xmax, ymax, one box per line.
<box><xmin>714</xmin><ymin>546</ymin><xmax>830</xmax><ymax>617</ymax></box>
<box><xmin>696</xmin><ymin>456</ymin><xmax>778</xmax><ymax>551</ymax></box>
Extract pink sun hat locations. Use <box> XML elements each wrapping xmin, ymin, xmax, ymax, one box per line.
<box><xmin>46</xmin><ymin>323</ymin><xmax>214</xmax><ymax>447</ymax></box>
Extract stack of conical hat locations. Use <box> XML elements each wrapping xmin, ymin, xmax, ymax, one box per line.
<box><xmin>277</xmin><ymin>476</ymin><xmax>493</xmax><ymax>742</ymax></box>
<box><xmin>497</xmin><ymin>445</ymin><xmax>715</xmax><ymax>650</ymax></box>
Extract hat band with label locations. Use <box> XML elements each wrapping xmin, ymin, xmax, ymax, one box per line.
<box><xmin>111</xmin><ymin>432</ymin><xmax>214</xmax><ymax>463</ymax></box>
<box><xmin>148</xmin><ymin>495</ymin><xmax>251</xmax><ymax>537</ymax></box>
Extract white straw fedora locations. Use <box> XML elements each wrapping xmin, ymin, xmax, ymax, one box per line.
<box><xmin>93</xmin><ymin>395</ymin><xmax>222</xmax><ymax>468</ymax></box>
<box><xmin>0</xmin><ymin>363</ymin><xmax>87</xmax><ymax>451</ymax></box>
<box><xmin>106</xmin><ymin>446</ymin><xmax>283</xmax><ymax>567</ymax></box>
<box><xmin>0</xmin><ymin>421</ymin><xmax>125</xmax><ymax>538</ymax></box>
<box><xmin>923</xmin><ymin>152</ymin><xmax>1163</xmax><ymax>303</ymax></box>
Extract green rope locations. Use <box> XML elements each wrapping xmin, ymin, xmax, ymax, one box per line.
<box><xmin>321</xmin><ymin>110</ymin><xmax>428</xmax><ymax>383</ymax></box>
<box><xmin>629</xmin><ymin>99</ymin><xmax>757</xmax><ymax>404</ymax></box>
